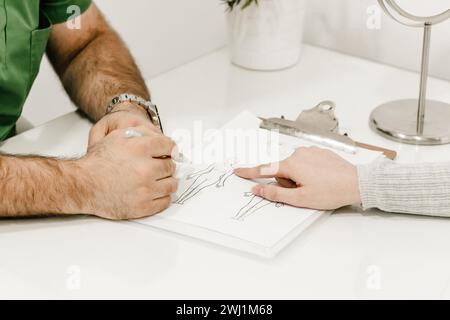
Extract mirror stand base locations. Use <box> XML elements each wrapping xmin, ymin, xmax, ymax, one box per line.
<box><xmin>370</xmin><ymin>99</ymin><xmax>450</xmax><ymax>145</ymax></box>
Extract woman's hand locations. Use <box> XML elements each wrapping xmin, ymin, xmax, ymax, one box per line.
<box><xmin>234</xmin><ymin>147</ymin><xmax>361</xmax><ymax>210</ymax></box>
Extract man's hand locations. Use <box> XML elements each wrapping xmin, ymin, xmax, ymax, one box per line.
<box><xmin>88</xmin><ymin>103</ymin><xmax>160</xmax><ymax>147</ymax></box>
<box><xmin>234</xmin><ymin>147</ymin><xmax>360</xmax><ymax>210</ymax></box>
<box><xmin>0</xmin><ymin>126</ymin><xmax>177</xmax><ymax>219</ymax></box>
<box><xmin>80</xmin><ymin>126</ymin><xmax>178</xmax><ymax>220</ymax></box>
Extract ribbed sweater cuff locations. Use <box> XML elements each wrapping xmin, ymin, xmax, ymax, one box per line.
<box><xmin>356</xmin><ymin>159</ymin><xmax>450</xmax><ymax>216</ymax></box>
<box><xmin>357</xmin><ymin>162</ymin><xmax>380</xmax><ymax>210</ymax></box>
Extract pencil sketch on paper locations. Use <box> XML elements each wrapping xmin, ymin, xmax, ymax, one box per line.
<box><xmin>173</xmin><ymin>164</ymin><xmax>284</xmax><ymax>221</ymax></box>
<box><xmin>173</xmin><ymin>164</ymin><xmax>235</xmax><ymax>205</ymax></box>
<box><xmin>233</xmin><ymin>184</ymin><xmax>284</xmax><ymax>222</ymax></box>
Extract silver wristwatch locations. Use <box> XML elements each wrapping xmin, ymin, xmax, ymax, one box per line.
<box><xmin>106</xmin><ymin>93</ymin><xmax>163</xmax><ymax>133</ymax></box>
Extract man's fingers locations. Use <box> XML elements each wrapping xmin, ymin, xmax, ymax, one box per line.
<box><xmin>150</xmin><ymin>196</ymin><xmax>172</xmax><ymax>215</ymax></box>
<box><xmin>125</xmin><ymin>133</ymin><xmax>177</xmax><ymax>159</ymax></box>
<box><xmin>251</xmin><ymin>184</ymin><xmax>304</xmax><ymax>207</ymax></box>
<box><xmin>148</xmin><ymin>123</ymin><xmax>162</xmax><ymax>134</ymax></box>
<box><xmin>131</xmin><ymin>125</ymin><xmax>161</xmax><ymax>137</ymax></box>
<box><xmin>149</xmin><ymin>136</ymin><xmax>177</xmax><ymax>158</ymax></box>
<box><xmin>234</xmin><ymin>162</ymin><xmax>285</xmax><ymax>180</ymax></box>
<box><xmin>154</xmin><ymin>177</ymin><xmax>179</xmax><ymax>198</ymax></box>
<box><xmin>88</xmin><ymin>122</ymin><xmax>107</xmax><ymax>147</ymax></box>
<box><xmin>89</xmin><ymin>116</ymin><xmax>161</xmax><ymax>147</ymax></box>
<box><xmin>153</xmin><ymin>159</ymin><xmax>176</xmax><ymax>179</ymax></box>
<box><xmin>131</xmin><ymin>196</ymin><xmax>172</xmax><ymax>220</ymax></box>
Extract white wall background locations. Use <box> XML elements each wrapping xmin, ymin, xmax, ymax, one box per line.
<box><xmin>22</xmin><ymin>0</ymin><xmax>450</xmax><ymax>127</ymax></box>
<box><xmin>304</xmin><ymin>0</ymin><xmax>450</xmax><ymax>81</ymax></box>
<box><xmin>22</xmin><ymin>0</ymin><xmax>227</xmax><ymax>127</ymax></box>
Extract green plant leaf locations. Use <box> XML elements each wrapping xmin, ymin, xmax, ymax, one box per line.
<box><xmin>221</xmin><ymin>0</ymin><xmax>258</xmax><ymax>11</ymax></box>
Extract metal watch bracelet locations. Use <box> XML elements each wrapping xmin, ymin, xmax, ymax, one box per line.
<box><xmin>106</xmin><ymin>93</ymin><xmax>164</xmax><ymax>134</ymax></box>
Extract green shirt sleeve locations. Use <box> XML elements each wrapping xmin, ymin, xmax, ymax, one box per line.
<box><xmin>41</xmin><ymin>0</ymin><xmax>92</xmax><ymax>25</ymax></box>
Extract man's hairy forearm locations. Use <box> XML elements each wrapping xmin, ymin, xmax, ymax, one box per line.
<box><xmin>62</xmin><ymin>30</ymin><xmax>149</xmax><ymax>121</ymax></box>
<box><xmin>47</xmin><ymin>6</ymin><xmax>149</xmax><ymax>121</ymax></box>
<box><xmin>0</xmin><ymin>155</ymin><xmax>91</xmax><ymax>217</ymax></box>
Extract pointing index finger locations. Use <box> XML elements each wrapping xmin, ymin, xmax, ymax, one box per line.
<box><xmin>234</xmin><ymin>162</ymin><xmax>283</xmax><ymax>179</ymax></box>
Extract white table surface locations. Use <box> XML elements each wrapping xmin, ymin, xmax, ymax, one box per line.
<box><xmin>2</xmin><ymin>45</ymin><xmax>450</xmax><ymax>299</ymax></box>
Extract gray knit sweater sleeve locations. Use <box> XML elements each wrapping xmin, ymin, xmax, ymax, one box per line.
<box><xmin>357</xmin><ymin>160</ymin><xmax>450</xmax><ymax>217</ymax></box>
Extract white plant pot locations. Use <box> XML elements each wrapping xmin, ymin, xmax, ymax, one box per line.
<box><xmin>227</xmin><ymin>0</ymin><xmax>306</xmax><ymax>71</ymax></box>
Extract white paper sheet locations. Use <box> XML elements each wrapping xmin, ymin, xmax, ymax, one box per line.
<box><xmin>133</xmin><ymin>111</ymin><xmax>383</xmax><ymax>257</ymax></box>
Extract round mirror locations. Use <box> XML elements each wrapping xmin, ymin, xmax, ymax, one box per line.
<box><xmin>395</xmin><ymin>0</ymin><xmax>450</xmax><ymax>17</ymax></box>
<box><xmin>378</xmin><ymin>0</ymin><xmax>450</xmax><ymax>26</ymax></box>
<box><xmin>370</xmin><ymin>0</ymin><xmax>450</xmax><ymax>145</ymax></box>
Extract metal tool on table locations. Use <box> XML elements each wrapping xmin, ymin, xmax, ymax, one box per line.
<box><xmin>259</xmin><ymin>101</ymin><xmax>397</xmax><ymax>160</ymax></box>
<box><xmin>370</xmin><ymin>0</ymin><xmax>450</xmax><ymax>145</ymax></box>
